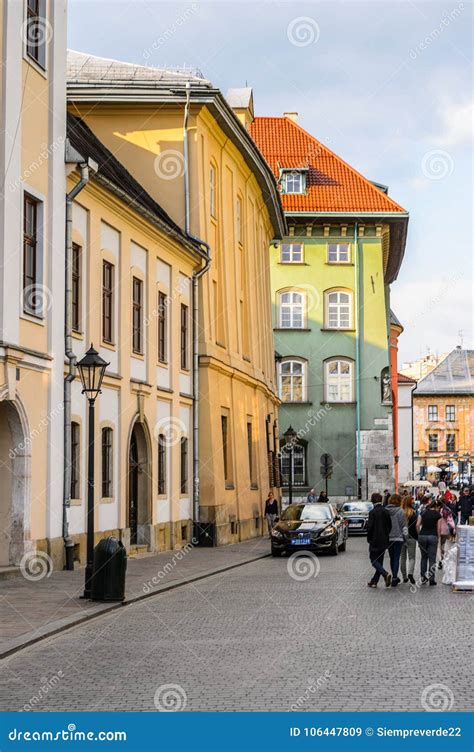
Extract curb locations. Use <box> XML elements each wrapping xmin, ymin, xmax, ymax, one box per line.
<box><xmin>0</xmin><ymin>551</ymin><xmax>269</xmax><ymax>659</ymax></box>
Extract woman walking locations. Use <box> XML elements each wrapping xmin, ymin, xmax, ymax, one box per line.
<box><xmin>417</xmin><ymin>500</ymin><xmax>441</xmax><ymax>585</ymax></box>
<box><xmin>386</xmin><ymin>494</ymin><xmax>408</xmax><ymax>587</ymax></box>
<box><xmin>400</xmin><ymin>495</ymin><xmax>417</xmax><ymax>585</ymax></box>
<box><xmin>437</xmin><ymin>503</ymin><xmax>456</xmax><ymax>568</ymax></box>
<box><xmin>264</xmin><ymin>491</ymin><xmax>278</xmax><ymax>537</ymax></box>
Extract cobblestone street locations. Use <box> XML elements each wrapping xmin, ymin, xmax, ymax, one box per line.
<box><xmin>1</xmin><ymin>539</ymin><xmax>471</xmax><ymax>713</ymax></box>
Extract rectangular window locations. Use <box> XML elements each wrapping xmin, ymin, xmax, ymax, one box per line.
<box><xmin>280</xmin><ymin>243</ymin><xmax>303</xmax><ymax>263</ymax></box>
<box><xmin>25</xmin><ymin>0</ymin><xmax>46</xmax><ymax>68</ymax></box>
<box><xmin>428</xmin><ymin>405</ymin><xmax>438</xmax><ymax>421</ymax></box>
<box><xmin>102</xmin><ymin>261</ymin><xmax>114</xmax><ymax>344</ymax></box>
<box><xmin>210</xmin><ymin>165</ymin><xmax>216</xmax><ymax>217</ymax></box>
<box><xmin>428</xmin><ymin>434</ymin><xmax>439</xmax><ymax>452</ymax></box>
<box><xmin>132</xmin><ymin>277</ymin><xmax>143</xmax><ymax>354</ymax></box>
<box><xmin>446</xmin><ymin>433</ymin><xmax>456</xmax><ymax>452</ymax></box>
<box><xmin>221</xmin><ymin>415</ymin><xmax>229</xmax><ymax>482</ymax></box>
<box><xmin>70</xmin><ymin>422</ymin><xmax>80</xmax><ymax>500</ymax></box>
<box><xmin>446</xmin><ymin>405</ymin><xmax>455</xmax><ymax>421</ymax></box>
<box><xmin>281</xmin><ymin>444</ymin><xmax>306</xmax><ymax>486</ymax></box>
<box><xmin>247</xmin><ymin>421</ymin><xmax>254</xmax><ymax>485</ymax></box>
<box><xmin>23</xmin><ymin>194</ymin><xmax>40</xmax><ymax>315</ymax></box>
<box><xmin>328</xmin><ymin>243</ymin><xmax>350</xmax><ymax>263</ymax></box>
<box><xmin>71</xmin><ymin>242</ymin><xmax>81</xmax><ymax>332</ymax></box>
<box><xmin>158</xmin><ymin>434</ymin><xmax>167</xmax><ymax>495</ymax></box>
<box><xmin>101</xmin><ymin>427</ymin><xmax>113</xmax><ymax>498</ymax></box>
<box><xmin>180</xmin><ymin>304</ymin><xmax>189</xmax><ymax>369</ymax></box>
<box><xmin>283</xmin><ymin>171</ymin><xmax>304</xmax><ymax>194</ymax></box>
<box><xmin>180</xmin><ymin>437</ymin><xmax>188</xmax><ymax>494</ymax></box>
<box><xmin>157</xmin><ymin>291</ymin><xmax>167</xmax><ymax>363</ymax></box>
<box><xmin>236</xmin><ymin>196</ymin><xmax>242</xmax><ymax>243</ymax></box>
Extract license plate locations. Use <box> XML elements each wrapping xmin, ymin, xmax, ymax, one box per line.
<box><xmin>350</xmin><ymin>522</ymin><xmax>363</xmax><ymax>528</ymax></box>
<box><xmin>291</xmin><ymin>538</ymin><xmax>310</xmax><ymax>545</ymax></box>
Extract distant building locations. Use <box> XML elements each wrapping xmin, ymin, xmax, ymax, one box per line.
<box><xmin>413</xmin><ymin>348</ymin><xmax>474</xmax><ymax>482</ymax></box>
<box><xmin>400</xmin><ymin>351</ymin><xmax>448</xmax><ymax>382</ymax></box>
<box><xmin>397</xmin><ymin>373</ymin><xmax>417</xmax><ymax>484</ymax></box>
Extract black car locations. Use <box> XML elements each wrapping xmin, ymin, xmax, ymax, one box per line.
<box><xmin>270</xmin><ymin>503</ymin><xmax>348</xmax><ymax>556</ymax></box>
<box><xmin>340</xmin><ymin>501</ymin><xmax>373</xmax><ymax>535</ymax></box>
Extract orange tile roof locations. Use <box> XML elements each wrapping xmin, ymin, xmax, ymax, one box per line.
<box><xmin>250</xmin><ymin>116</ymin><xmax>407</xmax><ymax>215</ymax></box>
<box><xmin>398</xmin><ymin>372</ymin><xmax>417</xmax><ymax>384</ymax></box>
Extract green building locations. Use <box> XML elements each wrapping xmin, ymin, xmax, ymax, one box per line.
<box><xmin>251</xmin><ymin>114</ymin><xmax>409</xmax><ymax>500</ymax></box>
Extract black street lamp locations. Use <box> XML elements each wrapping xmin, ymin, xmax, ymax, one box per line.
<box><xmin>283</xmin><ymin>425</ymin><xmax>297</xmax><ymax>505</ymax></box>
<box><xmin>77</xmin><ymin>344</ymin><xmax>109</xmax><ymax>599</ymax></box>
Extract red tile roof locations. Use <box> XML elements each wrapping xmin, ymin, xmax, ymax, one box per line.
<box><xmin>250</xmin><ymin>116</ymin><xmax>407</xmax><ymax>215</ymax></box>
<box><xmin>398</xmin><ymin>373</ymin><xmax>417</xmax><ymax>384</ymax></box>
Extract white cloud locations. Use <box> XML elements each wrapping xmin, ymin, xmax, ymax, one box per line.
<box><xmin>432</xmin><ymin>99</ymin><xmax>473</xmax><ymax>148</ymax></box>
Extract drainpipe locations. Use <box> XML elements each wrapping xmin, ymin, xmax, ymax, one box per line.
<box><xmin>354</xmin><ymin>222</ymin><xmax>362</xmax><ymax>499</ymax></box>
<box><xmin>183</xmin><ymin>83</ymin><xmax>211</xmax><ymax>533</ymax></box>
<box><xmin>63</xmin><ymin>162</ymin><xmax>90</xmax><ymax>570</ymax></box>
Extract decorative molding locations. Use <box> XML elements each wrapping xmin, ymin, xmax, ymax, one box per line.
<box><xmin>323</xmin><ymin>224</ymin><xmax>330</xmax><ymax>237</ymax></box>
<box><xmin>341</xmin><ymin>224</ymin><xmax>348</xmax><ymax>237</ymax></box>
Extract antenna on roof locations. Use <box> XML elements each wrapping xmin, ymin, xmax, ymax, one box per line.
<box><xmin>458</xmin><ymin>329</ymin><xmax>464</xmax><ymax>348</ymax></box>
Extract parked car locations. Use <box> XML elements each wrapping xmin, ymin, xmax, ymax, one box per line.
<box><xmin>270</xmin><ymin>503</ymin><xmax>348</xmax><ymax>556</ymax></box>
<box><xmin>339</xmin><ymin>501</ymin><xmax>373</xmax><ymax>535</ymax></box>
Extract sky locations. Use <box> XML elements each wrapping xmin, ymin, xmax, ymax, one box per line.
<box><xmin>68</xmin><ymin>0</ymin><xmax>473</xmax><ymax>364</ymax></box>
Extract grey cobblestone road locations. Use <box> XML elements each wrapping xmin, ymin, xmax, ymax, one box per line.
<box><xmin>1</xmin><ymin>539</ymin><xmax>472</xmax><ymax>712</ymax></box>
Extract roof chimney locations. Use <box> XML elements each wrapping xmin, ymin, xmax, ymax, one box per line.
<box><xmin>283</xmin><ymin>112</ymin><xmax>298</xmax><ymax>123</ymax></box>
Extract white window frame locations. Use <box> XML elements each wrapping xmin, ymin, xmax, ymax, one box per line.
<box><xmin>428</xmin><ymin>433</ymin><xmax>439</xmax><ymax>452</ymax></box>
<box><xmin>21</xmin><ymin>185</ymin><xmax>45</xmax><ymax>322</ymax></box>
<box><xmin>278</xmin><ymin>290</ymin><xmax>305</xmax><ymax>329</ymax></box>
<box><xmin>283</xmin><ymin>171</ymin><xmax>305</xmax><ymax>194</ymax></box>
<box><xmin>428</xmin><ymin>405</ymin><xmax>438</xmax><ymax>421</ymax></box>
<box><xmin>281</xmin><ymin>443</ymin><xmax>306</xmax><ymax>486</ymax></box>
<box><xmin>280</xmin><ymin>243</ymin><xmax>304</xmax><ymax>264</ymax></box>
<box><xmin>328</xmin><ymin>243</ymin><xmax>351</xmax><ymax>264</ymax></box>
<box><xmin>324</xmin><ymin>358</ymin><xmax>354</xmax><ymax>403</ymax></box>
<box><xmin>446</xmin><ymin>405</ymin><xmax>455</xmax><ymax>421</ymax></box>
<box><xmin>325</xmin><ymin>290</ymin><xmax>353</xmax><ymax>329</ymax></box>
<box><xmin>23</xmin><ymin>0</ymin><xmax>48</xmax><ymax>74</ymax></box>
<box><xmin>278</xmin><ymin>359</ymin><xmax>306</xmax><ymax>402</ymax></box>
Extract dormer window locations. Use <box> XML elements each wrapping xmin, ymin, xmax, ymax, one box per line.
<box><xmin>281</xmin><ymin>169</ymin><xmax>307</xmax><ymax>195</ymax></box>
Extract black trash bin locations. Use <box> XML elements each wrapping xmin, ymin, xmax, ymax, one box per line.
<box><xmin>91</xmin><ymin>537</ymin><xmax>127</xmax><ymax>602</ymax></box>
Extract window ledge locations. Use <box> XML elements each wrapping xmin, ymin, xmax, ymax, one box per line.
<box><xmin>321</xmin><ymin>401</ymin><xmax>356</xmax><ymax>405</ymax></box>
<box><xmin>250</xmin><ymin>483</ymin><xmax>259</xmax><ymax>491</ymax></box>
<box><xmin>321</xmin><ymin>328</ymin><xmax>355</xmax><ymax>332</ymax></box>
<box><xmin>281</xmin><ymin>401</ymin><xmax>313</xmax><ymax>406</ymax></box>
<box><xmin>100</xmin><ymin>497</ymin><xmax>115</xmax><ymax>505</ymax></box>
<box><xmin>277</xmin><ymin>262</ymin><xmax>309</xmax><ymax>266</ymax></box>
<box><xmin>225</xmin><ymin>483</ymin><xmax>235</xmax><ymax>490</ymax></box>
<box><xmin>325</xmin><ymin>262</ymin><xmax>354</xmax><ymax>266</ymax></box>
<box><xmin>274</xmin><ymin>328</ymin><xmax>312</xmax><ymax>332</ymax></box>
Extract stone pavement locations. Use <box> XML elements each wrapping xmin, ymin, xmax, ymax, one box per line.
<box><xmin>0</xmin><ymin>537</ymin><xmax>269</xmax><ymax>657</ymax></box>
<box><xmin>1</xmin><ymin>538</ymin><xmax>472</xmax><ymax>712</ymax></box>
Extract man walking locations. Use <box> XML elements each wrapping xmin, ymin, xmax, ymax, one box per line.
<box><xmin>459</xmin><ymin>487</ymin><xmax>473</xmax><ymax>525</ymax></box>
<box><xmin>367</xmin><ymin>492</ymin><xmax>392</xmax><ymax>588</ymax></box>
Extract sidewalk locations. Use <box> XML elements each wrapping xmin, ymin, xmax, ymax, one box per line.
<box><xmin>0</xmin><ymin>537</ymin><xmax>269</xmax><ymax>658</ymax></box>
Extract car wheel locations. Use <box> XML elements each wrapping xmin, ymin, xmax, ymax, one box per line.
<box><xmin>338</xmin><ymin>540</ymin><xmax>346</xmax><ymax>552</ymax></box>
<box><xmin>329</xmin><ymin>538</ymin><xmax>339</xmax><ymax>556</ymax></box>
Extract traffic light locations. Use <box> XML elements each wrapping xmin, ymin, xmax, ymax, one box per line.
<box><xmin>320</xmin><ymin>453</ymin><xmax>333</xmax><ymax>479</ymax></box>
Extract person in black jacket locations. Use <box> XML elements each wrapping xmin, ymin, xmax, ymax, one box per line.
<box><xmin>367</xmin><ymin>492</ymin><xmax>392</xmax><ymax>588</ymax></box>
<box><xmin>459</xmin><ymin>487</ymin><xmax>473</xmax><ymax>525</ymax></box>
<box><xmin>264</xmin><ymin>491</ymin><xmax>278</xmax><ymax>536</ymax></box>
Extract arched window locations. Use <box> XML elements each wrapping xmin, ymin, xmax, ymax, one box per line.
<box><xmin>325</xmin><ymin>289</ymin><xmax>353</xmax><ymax>329</ymax></box>
<box><xmin>279</xmin><ymin>359</ymin><xmax>306</xmax><ymax>402</ymax></box>
<box><xmin>325</xmin><ymin>358</ymin><xmax>354</xmax><ymax>402</ymax></box>
<box><xmin>278</xmin><ymin>290</ymin><xmax>305</xmax><ymax>328</ymax></box>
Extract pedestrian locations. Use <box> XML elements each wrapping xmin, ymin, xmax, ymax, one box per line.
<box><xmin>445</xmin><ymin>492</ymin><xmax>460</xmax><ymax>522</ymax></box>
<box><xmin>400</xmin><ymin>495</ymin><xmax>417</xmax><ymax>585</ymax></box>
<box><xmin>366</xmin><ymin>492</ymin><xmax>392</xmax><ymax>588</ymax></box>
<box><xmin>386</xmin><ymin>494</ymin><xmax>408</xmax><ymax>586</ymax></box>
<box><xmin>437</xmin><ymin>504</ymin><xmax>456</xmax><ymax>568</ymax></box>
<box><xmin>317</xmin><ymin>490</ymin><xmax>328</xmax><ymax>503</ymax></box>
<box><xmin>417</xmin><ymin>499</ymin><xmax>441</xmax><ymax>585</ymax></box>
<box><xmin>306</xmin><ymin>488</ymin><xmax>318</xmax><ymax>503</ymax></box>
<box><xmin>383</xmin><ymin>489</ymin><xmax>390</xmax><ymax>506</ymax></box>
<box><xmin>459</xmin><ymin>487</ymin><xmax>473</xmax><ymax>525</ymax></box>
<box><xmin>438</xmin><ymin>479</ymin><xmax>447</xmax><ymax>495</ymax></box>
<box><xmin>264</xmin><ymin>491</ymin><xmax>278</xmax><ymax>537</ymax></box>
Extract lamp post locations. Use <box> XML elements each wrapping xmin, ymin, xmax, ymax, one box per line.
<box><xmin>77</xmin><ymin>344</ymin><xmax>109</xmax><ymax>599</ymax></box>
<box><xmin>283</xmin><ymin>425</ymin><xmax>297</xmax><ymax>505</ymax></box>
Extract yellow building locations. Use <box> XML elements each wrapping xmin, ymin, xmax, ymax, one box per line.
<box><xmin>67</xmin><ymin>52</ymin><xmax>286</xmax><ymax>544</ymax></box>
<box><xmin>0</xmin><ymin>0</ymin><xmax>67</xmax><ymax>568</ymax></box>
<box><xmin>413</xmin><ymin>348</ymin><xmax>474</xmax><ymax>482</ymax></box>
<box><xmin>65</xmin><ymin>114</ymin><xmax>207</xmax><ymax>564</ymax></box>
